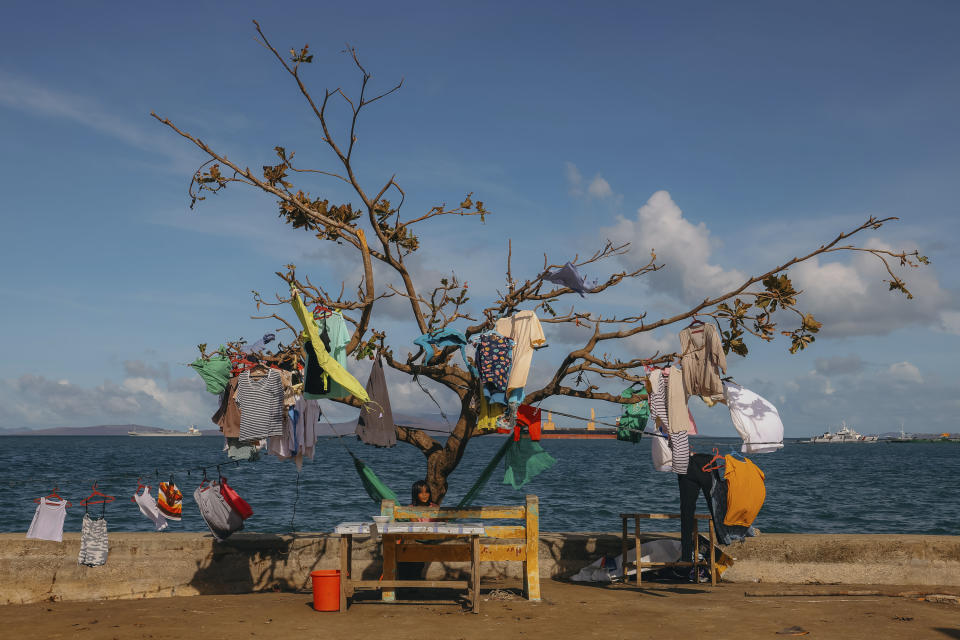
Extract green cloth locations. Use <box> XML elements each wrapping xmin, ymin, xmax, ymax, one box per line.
<box><xmin>189</xmin><ymin>355</ymin><xmax>232</xmax><ymax>395</ymax></box>
<box><xmin>349</xmin><ymin>451</ymin><xmax>398</xmax><ymax>504</ymax></box>
<box><xmin>303</xmin><ymin>312</ymin><xmax>353</xmax><ymax>400</ymax></box>
<box><xmin>290</xmin><ymin>289</ymin><xmax>369</xmax><ymax>404</ymax></box>
<box><xmin>456</xmin><ymin>437</ymin><xmax>512</xmax><ymax>508</ymax></box>
<box><xmin>617</xmin><ymin>387</ymin><xmax>649</xmax><ymax>443</ymax></box>
<box><xmin>503</xmin><ymin>439</ymin><xmax>557</xmax><ymax>489</ymax></box>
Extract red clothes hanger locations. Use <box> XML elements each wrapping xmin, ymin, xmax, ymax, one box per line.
<box><xmin>35</xmin><ymin>487</ymin><xmax>71</xmax><ymax>507</ymax></box>
<box><xmin>701</xmin><ymin>447</ymin><xmax>725</xmax><ymax>473</ymax></box>
<box><xmin>131</xmin><ymin>478</ymin><xmax>150</xmax><ymax>502</ymax></box>
<box><xmin>79</xmin><ymin>482</ymin><xmax>116</xmax><ymax>506</ymax></box>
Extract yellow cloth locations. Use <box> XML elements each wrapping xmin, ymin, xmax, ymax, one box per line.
<box><xmin>289</xmin><ymin>289</ymin><xmax>369</xmax><ymax>404</ymax></box>
<box><xmin>723</xmin><ymin>455</ymin><xmax>766</xmax><ymax>527</ymax></box>
<box><xmin>495</xmin><ymin>310</ymin><xmax>547</xmax><ymax>391</ymax></box>
<box><xmin>477</xmin><ymin>395</ymin><xmax>505</xmax><ymax>432</ymax></box>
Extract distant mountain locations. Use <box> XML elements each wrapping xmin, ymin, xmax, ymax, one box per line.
<box><xmin>0</xmin><ymin>414</ymin><xmax>455</xmax><ymax>437</ymax></box>
<box><xmin>0</xmin><ymin>424</ymin><xmax>219</xmax><ymax>436</ymax></box>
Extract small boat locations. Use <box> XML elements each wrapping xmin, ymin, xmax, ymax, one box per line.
<box><xmin>129</xmin><ymin>425</ymin><xmax>202</xmax><ymax>437</ymax></box>
<box><xmin>801</xmin><ymin>422</ymin><xmax>878</xmax><ymax>443</ymax></box>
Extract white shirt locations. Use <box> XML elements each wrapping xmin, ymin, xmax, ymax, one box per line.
<box><xmin>26</xmin><ymin>498</ymin><xmax>68</xmax><ymax>542</ymax></box>
<box><xmin>134</xmin><ymin>487</ymin><xmax>168</xmax><ymax>531</ymax></box>
<box><xmin>723</xmin><ymin>382</ymin><xmax>784</xmax><ymax>454</ymax></box>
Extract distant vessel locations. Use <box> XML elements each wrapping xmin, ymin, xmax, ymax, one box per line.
<box><xmin>803</xmin><ymin>422</ymin><xmax>878</xmax><ymax>444</ymax></box>
<box><xmin>886</xmin><ymin>423</ymin><xmax>916</xmax><ymax>443</ymax></box>
<box><xmin>128</xmin><ymin>426</ymin><xmax>201</xmax><ymax>437</ymax></box>
<box><xmin>540</xmin><ymin>428</ymin><xmax>616</xmax><ymax>440</ymax></box>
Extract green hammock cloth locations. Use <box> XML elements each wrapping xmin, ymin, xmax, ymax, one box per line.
<box><xmin>617</xmin><ymin>387</ymin><xmax>649</xmax><ymax>443</ymax></box>
<box><xmin>189</xmin><ymin>354</ymin><xmax>232</xmax><ymax>395</ymax></box>
<box><xmin>456</xmin><ymin>437</ymin><xmax>512</xmax><ymax>508</ymax></box>
<box><xmin>503</xmin><ymin>439</ymin><xmax>557</xmax><ymax>489</ymax></box>
<box><xmin>349</xmin><ymin>451</ymin><xmax>399</xmax><ymax>504</ymax></box>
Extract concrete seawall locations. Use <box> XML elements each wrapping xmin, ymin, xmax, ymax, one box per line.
<box><xmin>3</xmin><ymin>532</ymin><xmax>958</xmax><ymax>605</ymax></box>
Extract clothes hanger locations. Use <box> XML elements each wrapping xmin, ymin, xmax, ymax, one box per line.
<box><xmin>701</xmin><ymin>447</ymin><xmax>725</xmax><ymax>472</ymax></box>
<box><xmin>35</xmin><ymin>486</ymin><xmax>71</xmax><ymax>507</ymax></box>
<box><xmin>131</xmin><ymin>477</ymin><xmax>150</xmax><ymax>502</ymax></box>
<box><xmin>79</xmin><ymin>482</ymin><xmax>115</xmax><ymax>506</ymax></box>
<box><xmin>728</xmin><ymin>449</ymin><xmax>746</xmax><ymax>462</ymax></box>
<box><xmin>687</xmin><ymin>315</ymin><xmax>705</xmax><ymax>333</ymax></box>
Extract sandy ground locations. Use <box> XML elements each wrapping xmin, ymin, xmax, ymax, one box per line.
<box><xmin>1</xmin><ymin>580</ymin><xmax>958</xmax><ymax>640</ymax></box>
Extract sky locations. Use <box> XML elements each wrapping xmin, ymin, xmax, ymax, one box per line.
<box><xmin>1</xmin><ymin>1</ymin><xmax>958</xmax><ymax>436</ymax></box>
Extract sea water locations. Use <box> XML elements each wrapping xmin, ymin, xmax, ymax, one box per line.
<box><xmin>1</xmin><ymin>435</ymin><xmax>957</xmax><ymax>535</ymax></box>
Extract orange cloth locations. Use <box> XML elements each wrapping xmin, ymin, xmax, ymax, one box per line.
<box><xmin>723</xmin><ymin>456</ymin><xmax>766</xmax><ymax>527</ymax></box>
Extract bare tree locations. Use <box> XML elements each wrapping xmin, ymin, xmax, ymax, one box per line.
<box><xmin>154</xmin><ymin>21</ymin><xmax>928</xmax><ymax>502</ymax></box>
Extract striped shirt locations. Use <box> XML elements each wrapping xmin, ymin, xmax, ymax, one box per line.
<box><xmin>235</xmin><ymin>369</ymin><xmax>285</xmax><ymax>441</ymax></box>
<box><xmin>648</xmin><ymin>369</ymin><xmax>669</xmax><ymax>432</ymax></box>
<box><xmin>669</xmin><ymin>431</ymin><xmax>690</xmax><ymax>474</ymax></box>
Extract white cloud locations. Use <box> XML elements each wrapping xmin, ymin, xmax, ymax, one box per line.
<box><xmin>564</xmin><ymin>162</ymin><xmax>583</xmax><ymax>197</ymax></box>
<box><xmin>938</xmin><ymin>310</ymin><xmax>960</xmax><ymax>335</ymax></box>
<box><xmin>0</xmin><ymin>72</ymin><xmax>200</xmax><ymax>171</ymax></box>
<box><xmin>604</xmin><ymin>190</ymin><xmax>746</xmax><ymax>303</ymax></box>
<box><xmin>886</xmin><ymin>361</ymin><xmax>923</xmax><ymax>384</ymax></box>
<box><xmin>565</xmin><ymin>162</ymin><xmax>617</xmax><ymax>201</ymax></box>
<box><xmin>587</xmin><ymin>175</ymin><xmax>613</xmax><ymax>199</ymax></box>
<box><xmin>790</xmin><ymin>238</ymin><xmax>952</xmax><ymax>337</ymax></box>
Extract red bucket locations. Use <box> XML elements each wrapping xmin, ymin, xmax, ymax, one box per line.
<box><xmin>310</xmin><ymin>569</ymin><xmax>340</xmax><ymax>611</ymax></box>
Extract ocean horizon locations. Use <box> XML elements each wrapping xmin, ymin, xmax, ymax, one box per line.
<box><xmin>3</xmin><ymin>434</ymin><xmax>957</xmax><ymax>536</ymax></box>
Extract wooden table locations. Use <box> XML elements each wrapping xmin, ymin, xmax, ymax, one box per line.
<box><xmin>619</xmin><ymin>512</ymin><xmax>716</xmax><ymax>586</ymax></box>
<box><xmin>334</xmin><ymin>521</ymin><xmax>485</xmax><ymax>613</ymax></box>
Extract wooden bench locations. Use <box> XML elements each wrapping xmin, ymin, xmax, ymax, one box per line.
<box><xmin>379</xmin><ymin>494</ymin><xmax>541</xmax><ymax>601</ymax></box>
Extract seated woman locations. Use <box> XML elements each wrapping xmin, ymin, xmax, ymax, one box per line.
<box><xmin>397</xmin><ymin>480</ymin><xmax>437</xmax><ymax>585</ymax></box>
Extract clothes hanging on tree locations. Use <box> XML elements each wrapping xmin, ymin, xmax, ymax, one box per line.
<box><xmin>543</xmin><ymin>261</ymin><xmax>594</xmax><ymax>297</ymax></box>
<box><xmin>290</xmin><ymin>290</ymin><xmax>369</xmax><ymax>403</ymax></box>
<box><xmin>474</xmin><ymin>331</ymin><xmax>514</xmax><ymax>398</ymax></box>
<box><xmin>133</xmin><ymin>487</ymin><xmax>168</xmax><ymax>531</ymax></box>
<box><xmin>211</xmin><ymin>376</ymin><xmax>241</xmax><ymax>438</ymax></box>
<box><xmin>678</xmin><ymin>324</ymin><xmax>727</xmax><ymax>398</ymax></box>
<box><xmin>616</xmin><ymin>387</ymin><xmax>649</xmax><ymax>443</ymax></box>
<box><xmin>157</xmin><ymin>482</ymin><xmax>182</xmax><ymax>521</ymax></box>
<box><xmin>190</xmin><ymin>354</ymin><xmax>232</xmax><ymax>395</ymax></box>
<box><xmin>665</xmin><ymin>366</ymin><xmax>693</xmax><ymax>433</ymax></box>
<box><xmin>294</xmin><ymin>396</ymin><xmax>321</xmax><ymax>459</ymax></box>
<box><xmin>494</xmin><ymin>310</ymin><xmax>547</xmax><ymax>392</ymax></box>
<box><xmin>649</xmin><ymin>430</ymin><xmax>672</xmax><ymax>472</ymax></box>
<box><xmin>77</xmin><ymin>514</ymin><xmax>109</xmax><ymax>567</ymax></box>
<box><xmin>669</xmin><ymin>431</ymin><xmax>690</xmax><ymax>474</ymax></box>
<box><xmin>647</xmin><ymin>369</ymin><xmax>669</xmax><ymax>432</ymax></box>
<box><xmin>356</xmin><ymin>357</ymin><xmax>396</xmax><ymax>448</ymax></box>
<box><xmin>303</xmin><ymin>312</ymin><xmax>352</xmax><ymax>399</ymax></box>
<box><xmin>723</xmin><ymin>455</ymin><xmax>766</xmax><ymax>527</ymax></box>
<box><xmin>503</xmin><ymin>439</ymin><xmax>556</xmax><ymax>489</ymax></box>
<box><xmin>413</xmin><ymin>328</ymin><xmax>472</xmax><ymax>370</ymax></box>
<box><xmin>477</xmin><ymin>395</ymin><xmax>505</xmax><ymax>432</ymax></box>
<box><xmin>235</xmin><ymin>369</ymin><xmax>285</xmax><ymax>441</ymax></box>
<box><xmin>515</xmin><ymin>404</ymin><xmax>542</xmax><ymax>440</ymax></box>
<box><xmin>723</xmin><ymin>382</ymin><xmax>784</xmax><ymax>453</ymax></box>
<box><xmin>26</xmin><ymin>498</ymin><xmax>68</xmax><ymax>542</ymax></box>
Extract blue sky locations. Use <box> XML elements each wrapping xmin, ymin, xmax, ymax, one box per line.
<box><xmin>2</xmin><ymin>1</ymin><xmax>958</xmax><ymax>435</ymax></box>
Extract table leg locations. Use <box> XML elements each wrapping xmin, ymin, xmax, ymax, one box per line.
<box><xmin>620</xmin><ymin>516</ymin><xmax>628</xmax><ymax>582</ymax></box>
<box><xmin>382</xmin><ymin>534</ymin><xmax>396</xmax><ymax>602</ymax></box>
<box><xmin>635</xmin><ymin>515</ymin><xmax>642</xmax><ymax>586</ymax></box>
<box><xmin>339</xmin><ymin>535</ymin><xmax>349</xmax><ymax>612</ymax></box>
<box><xmin>471</xmin><ymin>534</ymin><xmax>480</xmax><ymax>614</ymax></box>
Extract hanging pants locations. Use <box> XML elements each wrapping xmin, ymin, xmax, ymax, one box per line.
<box><xmin>677</xmin><ymin>453</ymin><xmax>720</xmax><ymax>563</ymax></box>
